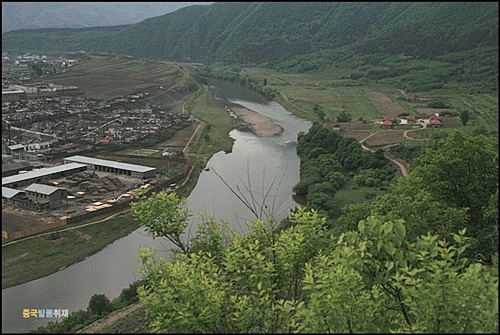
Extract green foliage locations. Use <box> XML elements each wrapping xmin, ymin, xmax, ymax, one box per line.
<box><xmin>312</xmin><ymin>103</ymin><xmax>325</xmax><ymax>120</ymax></box>
<box><xmin>294</xmin><ymin>123</ymin><xmax>397</xmax><ymax>219</ymax></box>
<box><xmin>336</xmin><ymin>110</ymin><xmax>352</xmax><ymax>123</ymax></box>
<box><xmin>113</xmin><ymin>279</ymin><xmax>147</xmax><ymax>308</ymax></box>
<box><xmin>137</xmin><ymin>204</ymin><xmax>498</xmax><ymax>333</ymax></box>
<box><xmin>460</xmin><ymin>108</ymin><xmax>470</xmax><ymax>125</ymax></box>
<box><xmin>87</xmin><ymin>293</ymin><xmax>112</xmax><ymax>317</ymax></box>
<box><xmin>388</xmin><ymin>144</ymin><xmax>426</xmax><ymax>165</ymax></box>
<box><xmin>131</xmin><ymin>190</ymin><xmax>191</xmax><ymax>254</ymax></box>
<box><xmin>410</xmin><ymin>131</ymin><xmax>498</xmax><ymax>261</ymax></box>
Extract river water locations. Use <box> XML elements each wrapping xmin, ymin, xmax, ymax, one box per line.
<box><xmin>1</xmin><ymin>79</ymin><xmax>312</xmax><ymax>333</ymax></box>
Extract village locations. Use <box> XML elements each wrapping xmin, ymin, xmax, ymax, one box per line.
<box><xmin>2</xmin><ymin>52</ymin><xmax>195</xmax><ymax>241</ymax></box>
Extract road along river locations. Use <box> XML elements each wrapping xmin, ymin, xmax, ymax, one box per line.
<box><xmin>2</xmin><ymin>78</ymin><xmax>312</xmax><ymax>333</ymax></box>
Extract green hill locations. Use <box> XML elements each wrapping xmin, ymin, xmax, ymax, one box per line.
<box><xmin>2</xmin><ymin>1</ymin><xmax>498</xmax><ymax>91</ymax></box>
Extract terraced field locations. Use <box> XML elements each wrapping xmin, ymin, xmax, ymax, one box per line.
<box><xmin>243</xmin><ymin>66</ymin><xmax>498</xmax><ymax>148</ymax></box>
<box><xmin>364</xmin><ymin>91</ymin><xmax>407</xmax><ymax>119</ymax></box>
<box><xmin>49</xmin><ymin>55</ymin><xmax>183</xmax><ymax>100</ymax></box>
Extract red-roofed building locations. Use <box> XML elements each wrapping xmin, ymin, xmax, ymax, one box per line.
<box><xmin>382</xmin><ymin>119</ymin><xmax>393</xmax><ymax>128</ymax></box>
<box><xmin>430</xmin><ymin>118</ymin><xmax>441</xmax><ymax>127</ymax></box>
<box><xmin>429</xmin><ymin>114</ymin><xmax>441</xmax><ymax>127</ymax></box>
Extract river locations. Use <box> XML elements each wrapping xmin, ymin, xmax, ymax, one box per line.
<box><xmin>1</xmin><ymin>78</ymin><xmax>312</xmax><ymax>333</ymax></box>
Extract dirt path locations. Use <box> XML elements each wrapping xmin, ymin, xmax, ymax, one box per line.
<box><xmin>403</xmin><ymin>121</ymin><xmax>427</xmax><ymax>139</ymax></box>
<box><xmin>77</xmin><ymin>301</ymin><xmax>144</xmax><ymax>333</ymax></box>
<box><xmin>359</xmin><ymin>131</ymin><xmax>408</xmax><ymax>177</ymax></box>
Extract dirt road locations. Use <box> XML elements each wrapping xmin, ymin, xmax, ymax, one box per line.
<box><xmin>359</xmin><ymin>131</ymin><xmax>408</xmax><ymax>177</ymax></box>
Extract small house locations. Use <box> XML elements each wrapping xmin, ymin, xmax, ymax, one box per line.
<box><xmin>406</xmin><ymin>115</ymin><xmax>416</xmax><ymax>123</ymax></box>
<box><xmin>429</xmin><ymin>115</ymin><xmax>441</xmax><ymax>128</ymax></box>
<box><xmin>382</xmin><ymin>116</ymin><xmax>393</xmax><ymax>128</ymax></box>
<box><xmin>24</xmin><ymin>183</ymin><xmax>67</xmax><ymax>209</ymax></box>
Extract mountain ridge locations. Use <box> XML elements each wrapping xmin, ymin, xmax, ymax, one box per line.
<box><xmin>1</xmin><ymin>2</ymin><xmax>213</xmax><ymax>32</ymax></box>
<box><xmin>2</xmin><ymin>2</ymin><xmax>498</xmax><ymax>67</ymax></box>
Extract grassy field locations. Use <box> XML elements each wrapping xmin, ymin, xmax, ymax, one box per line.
<box><xmin>1</xmin><ymin>211</ymin><xmax>139</xmax><ymax>289</ymax></box>
<box><xmin>185</xmin><ymin>86</ymin><xmax>237</xmax><ymax>164</ymax></box>
<box><xmin>335</xmin><ymin>179</ymin><xmax>389</xmax><ymax>210</ymax></box>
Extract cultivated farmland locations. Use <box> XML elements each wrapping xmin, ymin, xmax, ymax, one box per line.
<box><xmin>49</xmin><ymin>55</ymin><xmax>186</xmax><ymax>100</ymax></box>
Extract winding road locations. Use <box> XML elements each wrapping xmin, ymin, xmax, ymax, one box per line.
<box><xmin>358</xmin><ymin>120</ymin><xmax>429</xmax><ymax>178</ymax></box>
<box><xmin>359</xmin><ymin>131</ymin><xmax>408</xmax><ymax>177</ymax></box>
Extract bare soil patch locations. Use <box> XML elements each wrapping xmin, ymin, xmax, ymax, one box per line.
<box><xmin>2</xmin><ymin>207</ymin><xmax>47</xmax><ymax>233</ymax></box>
<box><xmin>340</xmin><ymin>130</ymin><xmax>372</xmax><ymax>141</ymax></box>
<box><xmin>331</xmin><ymin>121</ymin><xmax>374</xmax><ymax>141</ymax></box>
<box><xmin>364</xmin><ymin>130</ymin><xmax>405</xmax><ymax>147</ymax></box>
<box><xmin>414</xmin><ymin>108</ymin><xmax>450</xmax><ymax>116</ymax></box>
<box><xmin>365</xmin><ymin>91</ymin><xmax>406</xmax><ymax>119</ymax></box>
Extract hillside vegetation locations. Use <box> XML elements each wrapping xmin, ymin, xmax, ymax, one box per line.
<box><xmin>3</xmin><ymin>2</ymin><xmax>497</xmax><ymax>93</ymax></box>
<box><xmin>3</xmin><ymin>3</ymin><xmax>496</xmax><ymax>63</ymax></box>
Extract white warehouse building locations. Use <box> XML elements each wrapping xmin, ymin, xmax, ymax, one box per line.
<box><xmin>63</xmin><ymin>155</ymin><xmax>157</xmax><ymax>179</ymax></box>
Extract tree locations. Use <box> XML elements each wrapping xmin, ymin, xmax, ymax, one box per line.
<box><xmin>336</xmin><ymin>110</ymin><xmax>352</xmax><ymax>123</ymax></box>
<box><xmin>31</xmin><ymin>63</ymin><xmax>42</xmax><ymax>77</ymax></box>
<box><xmin>87</xmin><ymin>294</ymin><xmax>111</xmax><ymax>316</ymax></box>
<box><xmin>137</xmin><ymin>207</ymin><xmax>498</xmax><ymax>333</ymax></box>
<box><xmin>131</xmin><ymin>189</ymin><xmax>191</xmax><ymax>254</ymax></box>
<box><xmin>409</xmin><ymin>131</ymin><xmax>498</xmax><ymax>261</ymax></box>
<box><xmin>312</xmin><ymin>103</ymin><xmax>325</xmax><ymax>120</ymax></box>
<box><xmin>460</xmin><ymin>108</ymin><xmax>470</xmax><ymax>125</ymax></box>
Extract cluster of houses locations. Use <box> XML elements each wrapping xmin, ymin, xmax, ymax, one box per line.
<box><xmin>2</xmin><ymin>52</ymin><xmax>79</xmax><ymax>86</ymax></box>
<box><xmin>2</xmin><ymin>83</ymin><xmax>80</xmax><ymax>96</ymax></box>
<box><xmin>381</xmin><ymin>113</ymin><xmax>441</xmax><ymax>128</ymax></box>
<box><xmin>2</xmin><ymin>89</ymin><xmax>193</xmax><ymax>161</ymax></box>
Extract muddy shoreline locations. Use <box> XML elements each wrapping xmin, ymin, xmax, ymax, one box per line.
<box><xmin>229</xmin><ymin>103</ymin><xmax>283</xmax><ymax>137</ymax></box>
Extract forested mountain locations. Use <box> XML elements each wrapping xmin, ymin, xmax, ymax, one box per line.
<box><xmin>2</xmin><ymin>2</ymin><xmax>497</xmax><ymax>67</ymax></box>
<box><xmin>1</xmin><ymin>2</ymin><xmax>212</xmax><ymax>32</ymax></box>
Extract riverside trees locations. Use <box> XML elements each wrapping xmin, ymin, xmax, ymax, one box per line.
<box><xmin>132</xmin><ymin>195</ymin><xmax>498</xmax><ymax>333</ymax></box>
<box><xmin>130</xmin><ymin>129</ymin><xmax>498</xmax><ymax>333</ymax></box>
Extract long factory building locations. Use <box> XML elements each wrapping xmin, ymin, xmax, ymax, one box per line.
<box><xmin>63</xmin><ymin>155</ymin><xmax>157</xmax><ymax>179</ymax></box>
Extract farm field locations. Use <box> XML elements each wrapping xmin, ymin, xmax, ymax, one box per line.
<box><xmin>49</xmin><ymin>55</ymin><xmax>187</xmax><ymax>101</ymax></box>
<box><xmin>242</xmin><ymin>66</ymin><xmax>498</xmax><ymax>148</ymax></box>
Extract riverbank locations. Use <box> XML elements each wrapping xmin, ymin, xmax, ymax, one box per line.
<box><xmin>1</xmin><ymin>210</ymin><xmax>138</xmax><ymax>289</ymax></box>
<box><xmin>1</xmin><ymin>84</ymin><xmax>241</xmax><ymax>290</ymax></box>
<box><xmin>230</xmin><ymin>103</ymin><xmax>284</xmax><ymax>137</ymax></box>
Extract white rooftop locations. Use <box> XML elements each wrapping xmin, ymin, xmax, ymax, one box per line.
<box><xmin>64</xmin><ymin>155</ymin><xmax>156</xmax><ymax>173</ymax></box>
<box><xmin>2</xmin><ymin>186</ymin><xmax>23</xmax><ymax>199</ymax></box>
<box><xmin>2</xmin><ymin>162</ymin><xmax>87</xmax><ymax>186</ymax></box>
